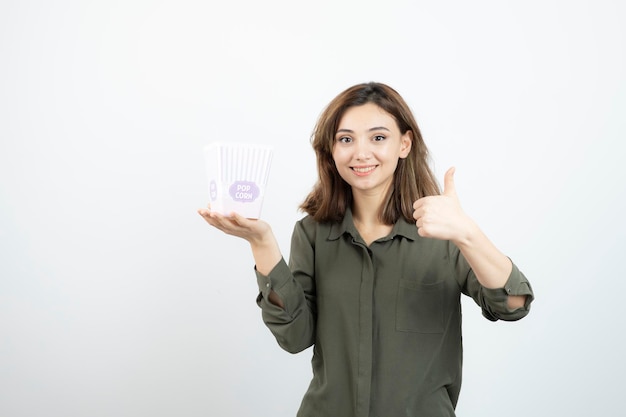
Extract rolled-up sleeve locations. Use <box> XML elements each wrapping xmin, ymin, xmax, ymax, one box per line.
<box><xmin>478</xmin><ymin>262</ymin><xmax>534</xmax><ymax>321</ymax></box>
<box><xmin>452</xmin><ymin>240</ymin><xmax>535</xmax><ymax>322</ymax></box>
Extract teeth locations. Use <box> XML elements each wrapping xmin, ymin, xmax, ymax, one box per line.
<box><xmin>353</xmin><ymin>166</ymin><xmax>375</xmax><ymax>173</ymax></box>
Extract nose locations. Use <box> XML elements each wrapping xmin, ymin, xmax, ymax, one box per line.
<box><xmin>355</xmin><ymin>138</ymin><xmax>371</xmax><ymax>160</ymax></box>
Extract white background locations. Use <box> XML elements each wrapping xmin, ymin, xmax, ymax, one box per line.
<box><xmin>1</xmin><ymin>0</ymin><xmax>625</xmax><ymax>416</ymax></box>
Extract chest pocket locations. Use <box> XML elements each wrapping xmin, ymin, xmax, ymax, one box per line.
<box><xmin>396</xmin><ymin>279</ymin><xmax>444</xmax><ymax>334</ymax></box>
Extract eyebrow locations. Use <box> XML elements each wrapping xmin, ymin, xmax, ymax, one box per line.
<box><xmin>336</xmin><ymin>126</ymin><xmax>391</xmax><ymax>134</ymax></box>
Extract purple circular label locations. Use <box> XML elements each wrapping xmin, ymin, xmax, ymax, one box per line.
<box><xmin>229</xmin><ymin>181</ymin><xmax>260</xmax><ymax>203</ymax></box>
<box><xmin>209</xmin><ymin>180</ymin><xmax>217</xmax><ymax>201</ymax></box>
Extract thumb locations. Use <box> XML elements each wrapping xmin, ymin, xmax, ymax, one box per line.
<box><xmin>443</xmin><ymin>167</ymin><xmax>456</xmax><ymax>196</ymax></box>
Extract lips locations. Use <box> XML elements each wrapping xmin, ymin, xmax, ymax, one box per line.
<box><xmin>351</xmin><ymin>165</ymin><xmax>377</xmax><ymax>174</ymax></box>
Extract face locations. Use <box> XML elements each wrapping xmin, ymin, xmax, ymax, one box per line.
<box><xmin>332</xmin><ymin>103</ymin><xmax>412</xmax><ymax>198</ymax></box>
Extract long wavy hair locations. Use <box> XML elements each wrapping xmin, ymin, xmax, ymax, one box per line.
<box><xmin>300</xmin><ymin>82</ymin><xmax>440</xmax><ymax>224</ymax></box>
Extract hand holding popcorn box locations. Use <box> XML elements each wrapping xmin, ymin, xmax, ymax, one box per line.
<box><xmin>204</xmin><ymin>142</ymin><xmax>273</xmax><ymax>219</ymax></box>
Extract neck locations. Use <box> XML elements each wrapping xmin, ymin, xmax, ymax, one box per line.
<box><xmin>351</xmin><ymin>193</ymin><xmax>384</xmax><ymax>227</ymax></box>
<box><xmin>351</xmin><ymin>196</ymin><xmax>393</xmax><ymax>246</ymax></box>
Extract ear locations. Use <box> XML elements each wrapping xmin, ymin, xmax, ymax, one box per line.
<box><xmin>399</xmin><ymin>130</ymin><xmax>412</xmax><ymax>159</ymax></box>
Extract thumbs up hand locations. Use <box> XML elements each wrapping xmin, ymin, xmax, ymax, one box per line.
<box><xmin>412</xmin><ymin>167</ymin><xmax>475</xmax><ymax>242</ymax></box>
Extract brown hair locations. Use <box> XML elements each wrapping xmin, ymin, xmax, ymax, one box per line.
<box><xmin>300</xmin><ymin>82</ymin><xmax>440</xmax><ymax>224</ymax></box>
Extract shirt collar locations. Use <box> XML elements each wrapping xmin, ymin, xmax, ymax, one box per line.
<box><xmin>328</xmin><ymin>206</ymin><xmax>419</xmax><ymax>242</ymax></box>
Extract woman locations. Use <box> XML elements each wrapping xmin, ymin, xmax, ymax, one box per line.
<box><xmin>198</xmin><ymin>82</ymin><xmax>534</xmax><ymax>416</ymax></box>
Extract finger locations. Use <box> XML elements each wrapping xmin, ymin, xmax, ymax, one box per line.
<box><xmin>416</xmin><ymin>226</ymin><xmax>430</xmax><ymax>238</ymax></box>
<box><xmin>228</xmin><ymin>211</ymin><xmax>251</xmax><ymax>225</ymax></box>
<box><xmin>198</xmin><ymin>203</ymin><xmax>214</xmax><ymax>217</ymax></box>
<box><xmin>414</xmin><ymin>216</ymin><xmax>424</xmax><ymax>228</ymax></box>
<box><xmin>412</xmin><ymin>206</ymin><xmax>424</xmax><ymax>221</ymax></box>
<box><xmin>443</xmin><ymin>167</ymin><xmax>456</xmax><ymax>197</ymax></box>
<box><xmin>198</xmin><ymin>208</ymin><xmax>212</xmax><ymax>219</ymax></box>
<box><xmin>412</xmin><ymin>195</ymin><xmax>430</xmax><ymax>210</ymax></box>
<box><xmin>199</xmin><ymin>209</ymin><xmax>228</xmax><ymax>228</ymax></box>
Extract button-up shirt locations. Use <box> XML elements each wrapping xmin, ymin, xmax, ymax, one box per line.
<box><xmin>256</xmin><ymin>209</ymin><xmax>534</xmax><ymax>417</ymax></box>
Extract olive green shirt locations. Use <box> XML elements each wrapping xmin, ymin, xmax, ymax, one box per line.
<box><xmin>255</xmin><ymin>209</ymin><xmax>534</xmax><ymax>417</ymax></box>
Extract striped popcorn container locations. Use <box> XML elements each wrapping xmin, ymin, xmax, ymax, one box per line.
<box><xmin>203</xmin><ymin>142</ymin><xmax>274</xmax><ymax>219</ymax></box>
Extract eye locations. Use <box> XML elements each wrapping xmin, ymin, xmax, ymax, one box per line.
<box><xmin>337</xmin><ymin>136</ymin><xmax>352</xmax><ymax>144</ymax></box>
<box><xmin>372</xmin><ymin>135</ymin><xmax>386</xmax><ymax>142</ymax></box>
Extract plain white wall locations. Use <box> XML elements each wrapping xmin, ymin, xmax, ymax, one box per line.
<box><xmin>1</xmin><ymin>0</ymin><xmax>625</xmax><ymax>416</ymax></box>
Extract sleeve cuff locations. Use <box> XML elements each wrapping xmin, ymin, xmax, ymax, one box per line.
<box><xmin>481</xmin><ymin>262</ymin><xmax>534</xmax><ymax>321</ymax></box>
<box><xmin>255</xmin><ymin>257</ymin><xmax>292</xmax><ymax>300</ymax></box>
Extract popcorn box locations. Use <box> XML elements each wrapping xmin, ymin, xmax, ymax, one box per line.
<box><xmin>204</xmin><ymin>142</ymin><xmax>273</xmax><ymax>219</ymax></box>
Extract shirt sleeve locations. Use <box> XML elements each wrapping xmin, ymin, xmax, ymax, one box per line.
<box><xmin>477</xmin><ymin>262</ymin><xmax>534</xmax><ymax>321</ymax></box>
<box><xmin>254</xmin><ymin>220</ymin><xmax>317</xmax><ymax>353</ymax></box>
<box><xmin>451</xmin><ymin>242</ymin><xmax>535</xmax><ymax>322</ymax></box>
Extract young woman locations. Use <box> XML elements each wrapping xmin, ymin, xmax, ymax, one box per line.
<box><xmin>198</xmin><ymin>82</ymin><xmax>534</xmax><ymax>417</ymax></box>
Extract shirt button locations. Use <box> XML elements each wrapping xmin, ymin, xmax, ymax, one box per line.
<box><xmin>266</xmin><ymin>283</ymin><xmax>271</xmax><ymax>288</ymax></box>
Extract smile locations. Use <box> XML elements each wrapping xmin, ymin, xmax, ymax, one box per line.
<box><xmin>351</xmin><ymin>165</ymin><xmax>377</xmax><ymax>174</ymax></box>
